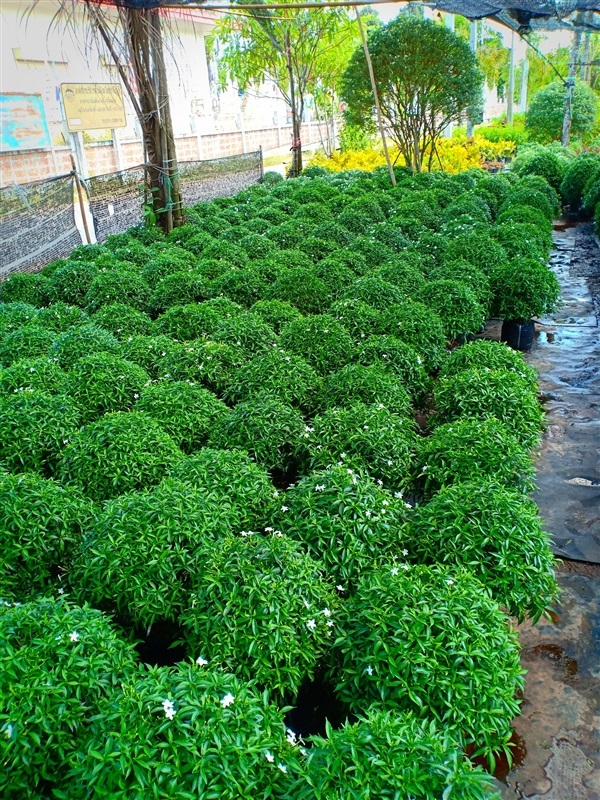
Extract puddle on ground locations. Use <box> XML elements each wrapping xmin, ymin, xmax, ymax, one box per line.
<box><xmin>528</xmin><ymin>643</ymin><xmax>580</xmax><ymax>680</ymax></box>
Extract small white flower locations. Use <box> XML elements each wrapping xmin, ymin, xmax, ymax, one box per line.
<box><xmin>340</xmin><ymin>452</ymin><xmax>347</xmax><ymax>458</ymax></box>
<box><xmin>307</xmin><ymin>619</ymin><xmax>317</xmax><ymax>631</ymax></box>
<box><xmin>196</xmin><ymin>656</ymin><xmax>209</xmax><ymax>666</ymax></box>
<box><xmin>326</xmin><ymin>620</ymin><xmax>334</xmax><ymax>627</ymax></box>
<box><xmin>322</xmin><ymin>608</ymin><xmax>331</xmax><ymax>617</ymax></box>
<box><xmin>221</xmin><ymin>693</ymin><xmax>235</xmax><ymax>708</ymax></box>
<box><xmin>365</xmin><ymin>510</ymin><xmax>372</xmax><ymax>518</ymax></box>
<box><xmin>377</xmin><ymin>479</ymin><xmax>383</xmax><ymax>486</ymax></box>
<box><xmin>286</xmin><ymin>729</ymin><xmax>297</xmax><ymax>745</ymax></box>
<box><xmin>265</xmin><ymin>751</ymin><xmax>275</xmax><ymax>763</ymax></box>
<box><xmin>365</xmin><ymin>665</ymin><xmax>373</xmax><ymax>676</ymax></box>
<box><xmin>69</xmin><ymin>631</ymin><xmax>79</xmax><ymax>642</ymax></box>
<box><xmin>134</xmin><ymin>393</ymin><xmax>139</xmax><ymax>399</ymax></box>
<box><xmin>4</xmin><ymin>724</ymin><xmax>13</xmax><ymax>738</ymax></box>
<box><xmin>402</xmin><ymin>549</ymin><xmax>409</xmax><ymax>556</ymax></box>
<box><xmin>404</xmin><ymin>502</ymin><xmax>412</xmax><ymax>510</ymax></box>
<box><xmin>336</xmin><ymin>585</ymin><xmax>344</xmax><ymax>592</ymax></box>
<box><xmin>394</xmin><ymin>491</ymin><xmax>403</xmax><ymax>499</ymax></box>
<box><xmin>277</xmin><ymin>763</ymin><xmax>288</xmax><ymax>774</ymax></box>
<box><xmin>390</xmin><ymin>567</ymin><xmax>399</xmax><ymax>576</ymax></box>
<box><xmin>387</xmin><ymin>459</ymin><xmax>393</xmax><ymax>466</ymax></box>
<box><xmin>164</xmin><ymin>707</ymin><xmax>176</xmax><ymax>720</ymax></box>
<box><xmin>281</xmin><ymin>506</ymin><xmax>289</xmax><ymax>512</ymax></box>
<box><xmin>57</xmin><ymin>587</ymin><xmax>65</xmax><ymax>595</ymax></box>
<box><xmin>314</xmin><ymin>484</ymin><xmax>326</xmax><ymax>491</ymax></box>
<box><xmin>446</xmin><ymin>579</ymin><xmax>454</xmax><ymax>586</ymax></box>
<box><xmin>265</xmin><ymin>526</ymin><xmax>274</xmax><ymax>532</ymax></box>
<box><xmin>401</xmin><ymin>564</ymin><xmax>410</xmax><ymax>571</ymax></box>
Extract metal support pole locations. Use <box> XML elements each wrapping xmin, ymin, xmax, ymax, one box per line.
<box><xmin>466</xmin><ymin>21</ymin><xmax>477</xmax><ymax>137</ymax></box>
<box><xmin>562</xmin><ymin>23</ymin><xmax>583</xmax><ymax>147</ymax></box>
<box><xmin>507</xmin><ymin>30</ymin><xmax>515</xmax><ymax>124</ymax></box>
<box><xmin>519</xmin><ymin>53</ymin><xmax>529</xmax><ymax>113</ymax></box>
<box><xmin>443</xmin><ymin>13</ymin><xmax>455</xmax><ymax>138</ymax></box>
<box><xmin>355</xmin><ymin>9</ymin><xmax>396</xmax><ymax>185</ymax></box>
<box><xmin>71</xmin><ymin>156</ymin><xmax>92</xmax><ymax>245</ymax></box>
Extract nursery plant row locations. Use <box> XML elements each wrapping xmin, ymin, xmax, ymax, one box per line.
<box><xmin>0</xmin><ymin>162</ymin><xmax>564</xmax><ymax>799</ymax></box>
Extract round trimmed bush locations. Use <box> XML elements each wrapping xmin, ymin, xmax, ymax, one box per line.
<box><xmin>351</xmin><ymin>237</ymin><xmax>397</xmax><ymax>270</ymax></box>
<box><xmin>0</xmin><ymin>391</ymin><xmax>81</xmax><ymax>475</ymax></box>
<box><xmin>150</xmin><ymin>270</ymin><xmax>209</xmax><ymax>313</ymax></box>
<box><xmin>169</xmin><ymin>447</ymin><xmax>278</xmax><ymax>532</ymax></box>
<box><xmin>265</xmin><ymin>268</ymin><xmax>331</xmax><ymax>314</ymax></box>
<box><xmin>277</xmin><ymin>465</ymin><xmax>409</xmax><ymax>583</ymax></box>
<box><xmin>377</xmin><ymin>259</ymin><xmax>426</xmax><ymax>297</ymax></box>
<box><xmin>180</xmin><ymin>533</ymin><xmax>338</xmax><ymax>698</ymax></box>
<box><xmin>410</xmin><ymin>480</ymin><xmax>557</xmax><ymax>622</ymax></box>
<box><xmin>307</xmin><ymin>402</ymin><xmax>417</xmax><ymax>490</ymax></box>
<box><xmin>318</xmin><ymin>363</ymin><xmax>412</xmax><ymax>417</ymax></box>
<box><xmin>331</xmin><ymin>564</ymin><xmax>524</xmax><ymax>756</ymax></box>
<box><xmin>513</xmin><ymin>148</ymin><xmax>565</xmax><ymax>191</ymax></box>
<box><xmin>311</xmin><ymin>259</ymin><xmax>356</xmax><ymax>300</ymax></box>
<box><xmin>212</xmin><ymin>313</ymin><xmax>278</xmax><ymax>358</ymax></box>
<box><xmin>432</xmin><ymin>367</ymin><xmax>543</xmax><ymax>448</ymax></box>
<box><xmin>500</xmin><ymin>187</ymin><xmax>555</xmax><ymax>222</ymax></box>
<box><xmin>202</xmin><ymin>239</ymin><xmax>250</xmax><ymax>268</ymax></box>
<box><xmin>51</xmin><ymin>323</ymin><xmax>119</xmax><ymax>369</ymax></box>
<box><xmin>156</xmin><ymin>301</ymin><xmax>235</xmax><ymax>341</ymax></box>
<box><xmin>443</xmin><ymin>233</ymin><xmax>508</xmax><ymax>275</ymax></box>
<box><xmin>208</xmin><ymin>394</ymin><xmax>307</xmax><ymax>472</ymax></box>
<box><xmin>0</xmin><ymin>324</ymin><xmax>55</xmax><ymax>367</ymax></box>
<box><xmin>158</xmin><ymin>339</ymin><xmax>243</xmax><ymax>393</ymax></box>
<box><xmin>356</xmin><ymin>335</ymin><xmax>431</xmax><ymax>403</ymax></box>
<box><xmin>329</xmin><ymin>298</ymin><xmax>383</xmax><ymax>341</ymax></box>
<box><xmin>560</xmin><ymin>154</ymin><xmax>600</xmax><ymax>208</ymax></box>
<box><xmin>141</xmin><ymin>249</ymin><xmax>197</xmax><ymax>287</ymax></box>
<box><xmin>420</xmin><ymin>279</ymin><xmax>486</xmax><ymax>339</ymax></box>
<box><xmin>49</xmin><ymin>261</ymin><xmax>99</xmax><ymax>306</ymax></box>
<box><xmin>379</xmin><ymin>301</ymin><xmax>447</xmax><ymax>371</ymax></box>
<box><xmin>58</xmin><ymin>411</ymin><xmax>182</xmax><ymax>501</ymax></box>
<box><xmin>65</xmin><ymin>353</ymin><xmax>150</xmax><ymax>422</ymax></box>
<box><xmin>490</xmin><ymin>257</ymin><xmax>560</xmax><ymax>320</ymax></box>
<box><xmin>267</xmin><ymin>219</ymin><xmax>315</xmax><ymax>250</ymax></box>
<box><xmin>440</xmin><ymin>339</ymin><xmax>538</xmax><ymax>387</ymax></box>
<box><xmin>492</xmin><ymin>221</ymin><xmax>548</xmax><ymax>262</ymax></box>
<box><xmin>0</xmin><ymin>356</ymin><xmax>68</xmax><ymax>396</ymax></box>
<box><xmin>250</xmin><ymin>299</ymin><xmax>302</xmax><ymax>333</ymax></box>
<box><xmin>0</xmin><ymin>472</ymin><xmax>93</xmax><ymax>601</ymax></box>
<box><xmin>0</xmin><ymin>598</ymin><xmax>137</xmax><ymax>798</ymax></box>
<box><xmin>210</xmin><ymin>267</ymin><xmax>267</xmax><ymax>308</ymax></box>
<box><xmin>68</xmin><ymin>662</ymin><xmax>300</xmax><ymax>799</ymax></box>
<box><xmin>342</xmin><ymin>276</ymin><xmax>405</xmax><ymax>311</ymax></box>
<box><xmin>0</xmin><ymin>301</ymin><xmax>37</xmax><ymax>331</ymax></box>
<box><xmin>428</xmin><ymin>260</ymin><xmax>492</xmax><ymax>311</ymax></box>
<box><xmin>135</xmin><ymin>381</ymin><xmax>229</xmax><ymax>452</ymax></box>
<box><xmin>0</xmin><ymin>272</ymin><xmax>50</xmax><ymax>307</ymax></box>
<box><xmin>292</xmin><ymin>709</ymin><xmax>499</xmax><ymax>800</ymax></box>
<box><xmin>92</xmin><ymin>303</ymin><xmax>154</xmax><ymax>339</ymax></box>
<box><xmin>302</xmin><ymin>236</ymin><xmax>340</xmax><ymax>263</ymax></box>
<box><xmin>84</xmin><ymin>269</ymin><xmax>151</xmax><ymax>314</ymax></box>
<box><xmin>415</xmin><ymin>417</ymin><xmax>534</xmax><ymax>496</ymax></box>
<box><xmin>280</xmin><ymin>315</ymin><xmax>354</xmax><ymax>375</ymax></box>
<box><xmin>225</xmin><ymin>349</ymin><xmax>320</xmax><ymax>410</ymax></box>
<box><xmin>238</xmin><ymin>232</ymin><xmax>277</xmax><ymax>260</ymax></box>
<box><xmin>35</xmin><ymin>302</ymin><xmax>90</xmax><ymax>332</ymax></box>
<box><xmin>71</xmin><ymin>479</ymin><xmax>240</xmax><ymax>624</ymax></box>
<box><xmin>118</xmin><ymin>334</ymin><xmax>178</xmax><ymax>378</ymax></box>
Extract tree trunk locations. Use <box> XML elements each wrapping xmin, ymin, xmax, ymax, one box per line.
<box><xmin>151</xmin><ymin>11</ymin><xmax>184</xmax><ymax>231</ymax></box>
<box><xmin>285</xmin><ymin>30</ymin><xmax>303</xmax><ymax>177</ymax></box>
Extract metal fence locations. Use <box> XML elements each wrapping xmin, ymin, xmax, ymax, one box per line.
<box><xmin>0</xmin><ymin>150</ymin><xmax>264</xmax><ymax>276</ymax></box>
<box><xmin>0</xmin><ymin>174</ymin><xmax>82</xmax><ymax>278</ymax></box>
<box><xmin>87</xmin><ymin>149</ymin><xmax>263</xmax><ymax>244</ymax></box>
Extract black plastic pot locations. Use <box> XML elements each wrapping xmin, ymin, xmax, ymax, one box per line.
<box><xmin>501</xmin><ymin>319</ymin><xmax>535</xmax><ymax>352</ymax></box>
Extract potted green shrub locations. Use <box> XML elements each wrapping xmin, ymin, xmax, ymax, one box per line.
<box><xmin>491</xmin><ymin>257</ymin><xmax>560</xmax><ymax>351</ymax></box>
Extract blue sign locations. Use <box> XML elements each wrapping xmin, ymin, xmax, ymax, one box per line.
<box><xmin>1</xmin><ymin>93</ymin><xmax>51</xmax><ymax>152</ymax></box>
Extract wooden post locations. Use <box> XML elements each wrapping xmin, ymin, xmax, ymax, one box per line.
<box><xmin>562</xmin><ymin>23</ymin><xmax>583</xmax><ymax>147</ymax></box>
<box><xmin>355</xmin><ymin>8</ymin><xmax>395</xmax><ymax>186</ymax></box>
<box><xmin>71</xmin><ymin>156</ymin><xmax>92</xmax><ymax>245</ymax></box>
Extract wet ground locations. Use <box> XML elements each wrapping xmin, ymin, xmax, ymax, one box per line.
<box><xmin>484</xmin><ymin>223</ymin><xmax>600</xmax><ymax>799</ymax></box>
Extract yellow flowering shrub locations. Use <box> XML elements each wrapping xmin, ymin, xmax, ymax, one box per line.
<box><xmin>308</xmin><ymin>135</ymin><xmax>515</xmax><ymax>174</ymax></box>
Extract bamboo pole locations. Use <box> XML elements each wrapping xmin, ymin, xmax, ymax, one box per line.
<box><xmin>355</xmin><ymin>9</ymin><xmax>396</xmax><ymax>187</ymax></box>
<box><xmin>71</xmin><ymin>156</ymin><xmax>92</xmax><ymax>245</ymax></box>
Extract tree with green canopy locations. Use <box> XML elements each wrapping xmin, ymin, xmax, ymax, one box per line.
<box><xmin>212</xmin><ymin>1</ymin><xmax>367</xmax><ymax>176</ymax></box>
<box><xmin>341</xmin><ymin>16</ymin><xmax>483</xmax><ymax>172</ymax></box>
<box><xmin>526</xmin><ymin>79</ymin><xmax>598</xmax><ymax>142</ymax></box>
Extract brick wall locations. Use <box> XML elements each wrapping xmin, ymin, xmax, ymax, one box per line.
<box><xmin>0</xmin><ymin>122</ymin><xmax>332</xmax><ymax>187</ymax></box>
